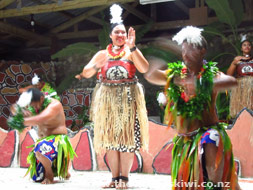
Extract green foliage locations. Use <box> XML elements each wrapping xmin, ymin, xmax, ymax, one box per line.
<box><xmin>28</xmin><ymin>97</ymin><xmax>52</xmax><ymax>115</ymax></box>
<box><xmin>98</xmin><ymin>26</ymin><xmax>110</xmax><ymax>49</ymax></box>
<box><xmin>166</xmin><ymin>61</ymin><xmax>218</xmax><ymax>120</ymax></box>
<box><xmin>204</xmin><ymin>0</ymin><xmax>244</xmax><ymax>55</ymax></box>
<box><xmin>77</xmin><ymin>106</ymin><xmax>90</xmax><ymax>124</ymax></box>
<box><xmin>56</xmin><ymin>72</ymin><xmax>78</xmax><ymax>94</ymax></box>
<box><xmin>206</xmin><ymin>0</ymin><xmax>236</xmax><ymax>28</ymax></box>
<box><xmin>7</xmin><ymin>106</ymin><xmax>26</xmax><ymax>132</ymax></box>
<box><xmin>228</xmin><ymin>0</ymin><xmax>244</xmax><ymax>27</ymax></box>
<box><xmin>204</xmin><ymin>0</ymin><xmax>244</xmax><ymax>120</ymax></box>
<box><xmin>216</xmin><ymin>92</ymin><xmax>230</xmax><ymax>120</ymax></box>
<box><xmin>51</xmin><ymin>42</ymin><xmax>99</xmax><ymax>60</ymax></box>
<box><xmin>136</xmin><ymin>21</ymin><xmax>153</xmax><ymax>43</ymax></box>
<box><xmin>141</xmin><ymin>47</ymin><xmax>178</xmax><ymax>62</ymax></box>
<box><xmin>98</xmin><ymin>12</ymin><xmax>110</xmax><ymax>49</ymax></box>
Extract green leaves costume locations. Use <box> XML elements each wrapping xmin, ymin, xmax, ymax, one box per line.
<box><xmin>164</xmin><ymin>61</ymin><xmax>237</xmax><ymax>190</ymax></box>
<box><xmin>26</xmin><ymin>135</ymin><xmax>76</xmax><ymax>180</ymax></box>
<box><xmin>8</xmin><ymin>94</ymin><xmax>76</xmax><ymax>181</ymax></box>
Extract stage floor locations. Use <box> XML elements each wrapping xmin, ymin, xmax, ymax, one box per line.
<box><xmin>0</xmin><ymin>168</ymin><xmax>252</xmax><ymax>189</ymax></box>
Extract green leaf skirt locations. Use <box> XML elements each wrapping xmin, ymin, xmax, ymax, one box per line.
<box><xmin>171</xmin><ymin>123</ymin><xmax>237</xmax><ymax>190</ymax></box>
<box><xmin>26</xmin><ymin>134</ymin><xmax>77</xmax><ymax>180</ymax></box>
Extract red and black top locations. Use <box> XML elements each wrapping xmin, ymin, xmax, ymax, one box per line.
<box><xmin>236</xmin><ymin>60</ymin><xmax>253</xmax><ymax>77</ymax></box>
<box><xmin>97</xmin><ymin>59</ymin><xmax>136</xmax><ymax>81</ymax></box>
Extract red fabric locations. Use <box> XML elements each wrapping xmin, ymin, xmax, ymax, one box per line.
<box><xmin>97</xmin><ymin>59</ymin><xmax>136</xmax><ymax>79</ymax></box>
<box><xmin>236</xmin><ymin>61</ymin><xmax>253</xmax><ymax>77</ymax></box>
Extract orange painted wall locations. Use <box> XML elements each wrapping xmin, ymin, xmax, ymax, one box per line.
<box><xmin>227</xmin><ymin>109</ymin><xmax>253</xmax><ymax>178</ymax></box>
<box><xmin>1</xmin><ymin>112</ymin><xmax>252</xmax><ymax>177</ymax></box>
<box><xmin>140</xmin><ymin>121</ymin><xmax>176</xmax><ymax>173</ymax></box>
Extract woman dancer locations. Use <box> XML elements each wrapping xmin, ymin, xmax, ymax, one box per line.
<box><xmin>75</xmin><ymin>4</ymin><xmax>149</xmax><ymax>189</ymax></box>
<box><xmin>227</xmin><ymin>38</ymin><xmax>253</xmax><ymax>117</ymax></box>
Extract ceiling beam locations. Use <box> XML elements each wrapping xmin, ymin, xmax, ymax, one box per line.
<box><xmin>121</xmin><ymin>3</ymin><xmax>151</xmax><ymax>22</ymax></box>
<box><xmin>57</xmin><ymin>17</ymin><xmax>219</xmax><ymax>40</ymax></box>
<box><xmin>50</xmin><ymin>6</ymin><xmax>107</xmax><ymax>33</ymax></box>
<box><xmin>0</xmin><ymin>21</ymin><xmax>51</xmax><ymax>46</ymax></box>
<box><xmin>0</xmin><ymin>33</ymin><xmax>13</xmax><ymax>40</ymax></box>
<box><xmin>58</xmin><ymin>29</ymin><xmax>101</xmax><ymax>39</ymax></box>
<box><xmin>20</xmin><ymin>17</ymin><xmax>52</xmax><ymax>30</ymax></box>
<box><xmin>0</xmin><ymin>0</ymin><xmax>15</xmax><ymax>9</ymax></box>
<box><xmin>27</xmin><ymin>6</ymin><xmax>108</xmax><ymax>47</ymax></box>
<box><xmin>122</xmin><ymin>1</ymin><xmax>139</xmax><ymax>19</ymax></box>
<box><xmin>0</xmin><ymin>0</ymin><xmax>135</xmax><ymax>19</ymax></box>
<box><xmin>150</xmin><ymin>4</ymin><xmax>156</xmax><ymax>21</ymax></box>
<box><xmin>87</xmin><ymin>16</ymin><xmax>107</xmax><ymax>26</ymax></box>
<box><xmin>30</xmin><ymin>0</ymin><xmax>75</xmax><ymax>19</ymax></box>
<box><xmin>174</xmin><ymin>0</ymin><xmax>189</xmax><ymax>15</ymax></box>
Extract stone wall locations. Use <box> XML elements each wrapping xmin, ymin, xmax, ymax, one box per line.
<box><xmin>0</xmin><ymin>60</ymin><xmax>92</xmax><ymax>130</ymax></box>
<box><xmin>0</xmin><ymin>60</ymin><xmax>55</xmax><ymax>130</ymax></box>
<box><xmin>61</xmin><ymin>88</ymin><xmax>92</xmax><ymax>129</ymax></box>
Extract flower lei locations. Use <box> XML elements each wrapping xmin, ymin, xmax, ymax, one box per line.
<box><xmin>28</xmin><ymin>97</ymin><xmax>52</xmax><ymax>115</ymax></box>
<box><xmin>41</xmin><ymin>82</ymin><xmax>60</xmax><ymax>101</ymax></box>
<box><xmin>7</xmin><ymin>98</ymin><xmax>52</xmax><ymax>132</ymax></box>
<box><xmin>164</xmin><ymin>61</ymin><xmax>218</xmax><ymax>123</ymax></box>
<box><xmin>107</xmin><ymin>44</ymin><xmax>125</xmax><ymax>59</ymax></box>
<box><xmin>7</xmin><ymin>106</ymin><xmax>25</xmax><ymax>132</ymax></box>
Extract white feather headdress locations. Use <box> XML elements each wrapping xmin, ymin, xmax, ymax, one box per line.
<box><xmin>240</xmin><ymin>34</ymin><xmax>247</xmax><ymax>42</ymax></box>
<box><xmin>172</xmin><ymin>26</ymin><xmax>204</xmax><ymax>47</ymax></box>
<box><xmin>32</xmin><ymin>73</ymin><xmax>40</xmax><ymax>85</ymax></box>
<box><xmin>17</xmin><ymin>91</ymin><xmax>33</xmax><ymax>108</ymax></box>
<box><xmin>110</xmin><ymin>4</ymin><xmax>123</xmax><ymax>24</ymax></box>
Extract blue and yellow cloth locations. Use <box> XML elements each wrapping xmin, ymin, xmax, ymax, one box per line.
<box><xmin>26</xmin><ymin>134</ymin><xmax>76</xmax><ymax>182</ymax></box>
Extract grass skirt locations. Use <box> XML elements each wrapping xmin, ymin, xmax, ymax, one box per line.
<box><xmin>171</xmin><ymin>123</ymin><xmax>237</xmax><ymax>190</ymax></box>
<box><xmin>230</xmin><ymin>76</ymin><xmax>253</xmax><ymax>117</ymax></box>
<box><xmin>90</xmin><ymin>82</ymin><xmax>149</xmax><ymax>153</ymax></box>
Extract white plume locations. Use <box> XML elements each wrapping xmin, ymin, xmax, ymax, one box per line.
<box><xmin>110</xmin><ymin>4</ymin><xmax>123</xmax><ymax>24</ymax></box>
<box><xmin>157</xmin><ymin>92</ymin><xmax>167</xmax><ymax>106</ymax></box>
<box><xmin>32</xmin><ymin>74</ymin><xmax>40</xmax><ymax>85</ymax></box>
<box><xmin>17</xmin><ymin>91</ymin><xmax>33</xmax><ymax>108</ymax></box>
<box><xmin>172</xmin><ymin>26</ymin><xmax>204</xmax><ymax>47</ymax></box>
<box><xmin>45</xmin><ymin>92</ymin><xmax>57</xmax><ymax>99</ymax></box>
<box><xmin>240</xmin><ymin>34</ymin><xmax>247</xmax><ymax>42</ymax></box>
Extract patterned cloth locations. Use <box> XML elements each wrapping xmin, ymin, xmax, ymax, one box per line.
<box><xmin>201</xmin><ymin>128</ymin><xmax>220</xmax><ymax>147</ymax></box>
<box><xmin>236</xmin><ymin>61</ymin><xmax>253</xmax><ymax>77</ymax></box>
<box><xmin>26</xmin><ymin>134</ymin><xmax>76</xmax><ymax>182</ymax></box>
<box><xmin>32</xmin><ymin>137</ymin><xmax>58</xmax><ymax>182</ymax></box>
<box><xmin>106</xmin><ymin>115</ymin><xmax>141</xmax><ymax>152</ymax></box>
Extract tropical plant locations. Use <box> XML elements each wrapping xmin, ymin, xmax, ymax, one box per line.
<box><xmin>203</xmin><ymin>0</ymin><xmax>245</xmax><ymax>121</ymax></box>
<box><xmin>216</xmin><ymin>92</ymin><xmax>231</xmax><ymax>121</ymax></box>
<box><xmin>51</xmin><ymin>42</ymin><xmax>99</xmax><ymax>60</ymax></box>
<box><xmin>141</xmin><ymin>46</ymin><xmax>178</xmax><ymax>62</ymax></box>
<box><xmin>204</xmin><ymin>0</ymin><xmax>244</xmax><ymax>60</ymax></box>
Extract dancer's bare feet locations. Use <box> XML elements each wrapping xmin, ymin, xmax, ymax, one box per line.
<box><xmin>66</xmin><ymin>172</ymin><xmax>71</xmax><ymax>180</ymax></box>
<box><xmin>102</xmin><ymin>177</ymin><xmax>120</xmax><ymax>189</ymax></box>
<box><xmin>116</xmin><ymin>181</ymin><xmax>128</xmax><ymax>189</ymax></box>
<box><xmin>116</xmin><ymin>176</ymin><xmax>128</xmax><ymax>189</ymax></box>
<box><xmin>41</xmin><ymin>178</ymin><xmax>54</xmax><ymax>184</ymax></box>
<box><xmin>102</xmin><ymin>181</ymin><xmax>117</xmax><ymax>188</ymax></box>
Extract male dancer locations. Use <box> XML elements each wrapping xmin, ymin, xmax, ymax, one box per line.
<box><xmin>9</xmin><ymin>88</ymin><xmax>75</xmax><ymax>184</ymax></box>
<box><xmin>145</xmin><ymin>26</ymin><xmax>240</xmax><ymax>190</ymax></box>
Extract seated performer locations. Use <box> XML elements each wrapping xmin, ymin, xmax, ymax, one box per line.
<box><xmin>8</xmin><ymin>88</ymin><xmax>76</xmax><ymax>184</ymax></box>
<box><xmin>144</xmin><ymin>26</ymin><xmax>241</xmax><ymax>190</ymax></box>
